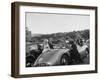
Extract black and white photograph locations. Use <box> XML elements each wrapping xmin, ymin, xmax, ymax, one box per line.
<box><xmin>26</xmin><ymin>12</ymin><xmax>90</xmax><ymax>67</ymax></box>
<box><xmin>11</xmin><ymin>2</ymin><xmax>97</xmax><ymax>77</ymax></box>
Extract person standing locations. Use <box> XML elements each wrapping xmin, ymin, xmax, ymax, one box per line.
<box><xmin>48</xmin><ymin>38</ymin><xmax>54</xmax><ymax>49</ymax></box>
<box><xmin>42</xmin><ymin>39</ymin><xmax>50</xmax><ymax>53</ymax></box>
<box><xmin>69</xmin><ymin>40</ymin><xmax>83</xmax><ymax>64</ymax></box>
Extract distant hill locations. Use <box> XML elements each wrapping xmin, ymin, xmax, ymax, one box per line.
<box><xmin>32</xmin><ymin>34</ymin><xmax>43</xmax><ymax>37</ymax></box>
<box><xmin>31</xmin><ymin>29</ymin><xmax>89</xmax><ymax>44</ymax></box>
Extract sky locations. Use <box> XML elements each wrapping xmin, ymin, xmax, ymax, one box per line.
<box><xmin>26</xmin><ymin>12</ymin><xmax>90</xmax><ymax>34</ymax></box>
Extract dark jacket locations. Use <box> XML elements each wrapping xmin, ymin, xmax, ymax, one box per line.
<box><xmin>69</xmin><ymin>41</ymin><xmax>82</xmax><ymax>63</ymax></box>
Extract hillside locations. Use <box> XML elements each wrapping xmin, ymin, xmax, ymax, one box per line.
<box><xmin>31</xmin><ymin>29</ymin><xmax>89</xmax><ymax>44</ymax></box>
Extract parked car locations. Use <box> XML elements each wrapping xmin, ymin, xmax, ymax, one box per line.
<box><xmin>76</xmin><ymin>43</ymin><xmax>89</xmax><ymax>61</ymax></box>
<box><xmin>26</xmin><ymin>44</ymin><xmax>43</xmax><ymax>67</ymax></box>
<box><xmin>33</xmin><ymin>42</ymin><xmax>89</xmax><ymax>67</ymax></box>
<box><xmin>33</xmin><ymin>48</ymin><xmax>70</xmax><ymax>67</ymax></box>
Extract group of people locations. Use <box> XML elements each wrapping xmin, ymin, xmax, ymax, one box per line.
<box><xmin>27</xmin><ymin>37</ymin><xmax>84</xmax><ymax>67</ymax></box>
<box><xmin>42</xmin><ymin>37</ymin><xmax>83</xmax><ymax>64</ymax></box>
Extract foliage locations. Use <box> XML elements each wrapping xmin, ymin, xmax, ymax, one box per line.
<box><xmin>31</xmin><ymin>29</ymin><xmax>89</xmax><ymax>44</ymax></box>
